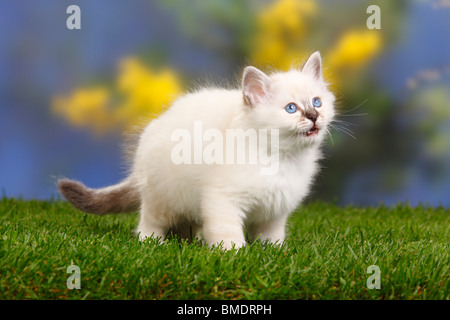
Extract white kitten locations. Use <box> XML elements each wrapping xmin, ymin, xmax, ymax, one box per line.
<box><xmin>58</xmin><ymin>52</ymin><xmax>336</xmax><ymax>250</ymax></box>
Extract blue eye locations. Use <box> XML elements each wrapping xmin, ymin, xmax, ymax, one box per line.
<box><xmin>285</xmin><ymin>103</ymin><xmax>298</xmax><ymax>114</ymax></box>
<box><xmin>312</xmin><ymin>97</ymin><xmax>322</xmax><ymax>108</ymax></box>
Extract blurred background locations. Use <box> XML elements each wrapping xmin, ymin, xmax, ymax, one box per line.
<box><xmin>0</xmin><ymin>0</ymin><xmax>449</xmax><ymax>207</ymax></box>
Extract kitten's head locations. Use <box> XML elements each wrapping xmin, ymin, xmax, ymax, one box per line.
<box><xmin>242</xmin><ymin>52</ymin><xmax>335</xmax><ymax>149</ymax></box>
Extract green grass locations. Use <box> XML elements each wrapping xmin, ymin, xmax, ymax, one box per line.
<box><xmin>0</xmin><ymin>198</ymin><xmax>448</xmax><ymax>299</ymax></box>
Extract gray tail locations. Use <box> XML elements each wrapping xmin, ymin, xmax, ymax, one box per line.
<box><xmin>57</xmin><ymin>178</ymin><xmax>140</xmax><ymax>215</ymax></box>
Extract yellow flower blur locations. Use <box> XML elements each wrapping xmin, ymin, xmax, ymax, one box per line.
<box><xmin>252</xmin><ymin>0</ymin><xmax>383</xmax><ymax>88</ymax></box>
<box><xmin>328</xmin><ymin>30</ymin><xmax>383</xmax><ymax>71</ymax></box>
<box><xmin>323</xmin><ymin>29</ymin><xmax>382</xmax><ymax>89</ymax></box>
<box><xmin>52</xmin><ymin>87</ymin><xmax>111</xmax><ymax>134</ymax></box>
<box><xmin>115</xmin><ymin>58</ymin><xmax>182</xmax><ymax>129</ymax></box>
<box><xmin>52</xmin><ymin>57</ymin><xmax>182</xmax><ymax>134</ymax></box>
<box><xmin>252</xmin><ymin>0</ymin><xmax>317</xmax><ymax>70</ymax></box>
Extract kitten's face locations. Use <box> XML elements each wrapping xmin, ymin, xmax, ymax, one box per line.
<box><xmin>264</xmin><ymin>70</ymin><xmax>335</xmax><ymax>145</ymax></box>
<box><xmin>242</xmin><ymin>52</ymin><xmax>335</xmax><ymax>148</ymax></box>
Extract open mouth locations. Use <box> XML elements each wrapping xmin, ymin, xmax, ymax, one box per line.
<box><xmin>304</xmin><ymin>125</ymin><xmax>319</xmax><ymax>136</ymax></box>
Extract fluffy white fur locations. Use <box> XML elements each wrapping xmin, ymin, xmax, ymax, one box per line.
<box><xmin>58</xmin><ymin>52</ymin><xmax>336</xmax><ymax>250</ymax></box>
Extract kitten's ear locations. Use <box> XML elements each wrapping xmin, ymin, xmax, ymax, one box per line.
<box><xmin>242</xmin><ymin>66</ymin><xmax>271</xmax><ymax>106</ymax></box>
<box><xmin>302</xmin><ymin>51</ymin><xmax>323</xmax><ymax>81</ymax></box>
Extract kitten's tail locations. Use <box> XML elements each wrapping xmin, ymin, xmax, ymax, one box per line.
<box><xmin>57</xmin><ymin>177</ymin><xmax>140</xmax><ymax>215</ymax></box>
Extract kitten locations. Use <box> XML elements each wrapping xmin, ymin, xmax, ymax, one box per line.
<box><xmin>58</xmin><ymin>51</ymin><xmax>336</xmax><ymax>250</ymax></box>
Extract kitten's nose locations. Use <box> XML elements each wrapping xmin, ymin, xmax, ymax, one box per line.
<box><xmin>305</xmin><ymin>110</ymin><xmax>318</xmax><ymax>123</ymax></box>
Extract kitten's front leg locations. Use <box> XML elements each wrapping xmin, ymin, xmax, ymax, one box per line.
<box><xmin>201</xmin><ymin>193</ymin><xmax>246</xmax><ymax>250</ymax></box>
<box><xmin>247</xmin><ymin>214</ymin><xmax>288</xmax><ymax>246</ymax></box>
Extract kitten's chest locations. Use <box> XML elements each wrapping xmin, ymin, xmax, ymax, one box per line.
<box><xmin>240</xmin><ymin>153</ymin><xmax>318</xmax><ymax>221</ymax></box>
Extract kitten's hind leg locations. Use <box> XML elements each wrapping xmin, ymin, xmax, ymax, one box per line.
<box><xmin>247</xmin><ymin>214</ymin><xmax>288</xmax><ymax>246</ymax></box>
<box><xmin>136</xmin><ymin>199</ymin><xmax>169</xmax><ymax>243</ymax></box>
<box><xmin>201</xmin><ymin>193</ymin><xmax>246</xmax><ymax>250</ymax></box>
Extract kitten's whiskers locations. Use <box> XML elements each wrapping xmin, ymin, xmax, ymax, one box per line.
<box><xmin>329</xmin><ymin>123</ymin><xmax>357</xmax><ymax>140</ymax></box>
<box><xmin>324</xmin><ymin>127</ymin><xmax>334</xmax><ymax>145</ymax></box>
